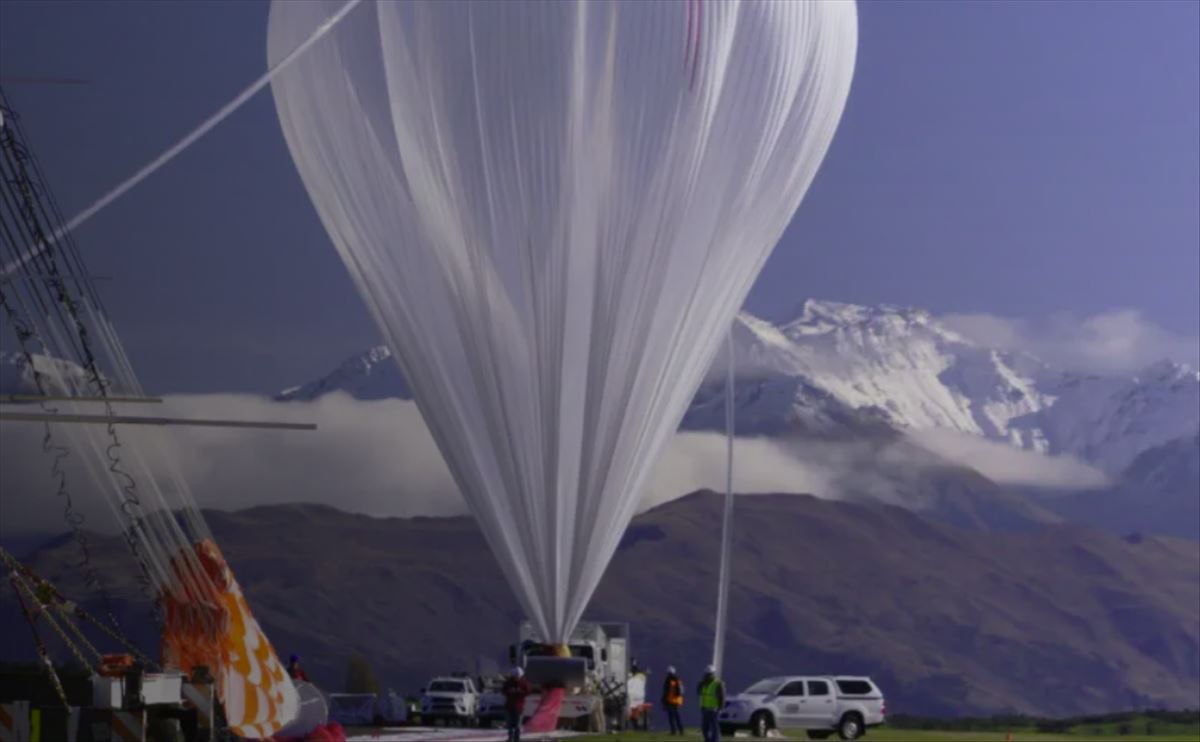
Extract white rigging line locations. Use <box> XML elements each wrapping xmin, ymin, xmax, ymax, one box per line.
<box><xmin>712</xmin><ymin>325</ymin><xmax>736</xmax><ymax>675</ymax></box>
<box><xmin>0</xmin><ymin>0</ymin><xmax>364</xmax><ymax>277</ymax></box>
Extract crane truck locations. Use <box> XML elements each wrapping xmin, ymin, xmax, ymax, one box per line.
<box><xmin>478</xmin><ymin>621</ymin><xmax>634</xmax><ymax>733</ymax></box>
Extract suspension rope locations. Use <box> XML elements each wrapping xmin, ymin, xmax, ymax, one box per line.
<box><xmin>0</xmin><ymin>96</ymin><xmax>162</xmax><ymax>615</ymax></box>
<box><xmin>9</xmin><ymin>566</ymin><xmax>96</xmax><ymax>671</ymax></box>
<box><xmin>7</xmin><ymin>570</ymin><xmax>72</xmax><ymax>709</ymax></box>
<box><xmin>0</xmin><ymin>91</ymin><xmax>229</xmax><ymax>622</ymax></box>
<box><xmin>0</xmin><ymin>546</ymin><xmax>155</xmax><ymax>668</ymax></box>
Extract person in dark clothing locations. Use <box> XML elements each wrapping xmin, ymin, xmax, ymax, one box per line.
<box><xmin>286</xmin><ymin>654</ymin><xmax>310</xmax><ymax>683</ymax></box>
<box><xmin>661</xmin><ymin>665</ymin><xmax>685</xmax><ymax>735</ymax></box>
<box><xmin>501</xmin><ymin>666</ymin><xmax>532</xmax><ymax>742</ymax></box>
<box><xmin>697</xmin><ymin>665</ymin><xmax>726</xmax><ymax>742</ymax></box>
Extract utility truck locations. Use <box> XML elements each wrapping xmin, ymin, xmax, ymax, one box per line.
<box><xmin>718</xmin><ymin>675</ymin><xmax>886</xmax><ymax>740</ymax></box>
<box><xmin>504</xmin><ymin>621</ymin><xmax>634</xmax><ymax>733</ymax></box>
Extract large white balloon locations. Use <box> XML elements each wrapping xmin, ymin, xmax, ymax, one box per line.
<box><xmin>269</xmin><ymin>0</ymin><xmax>856</xmax><ymax>642</ymax></box>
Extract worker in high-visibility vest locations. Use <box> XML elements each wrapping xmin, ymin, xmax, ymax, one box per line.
<box><xmin>697</xmin><ymin>664</ymin><xmax>726</xmax><ymax>742</ymax></box>
<box><xmin>661</xmin><ymin>665</ymin><xmax>685</xmax><ymax>735</ymax></box>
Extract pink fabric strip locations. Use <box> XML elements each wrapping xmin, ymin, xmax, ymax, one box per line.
<box><xmin>523</xmin><ymin>687</ymin><xmax>566</xmax><ymax>733</ymax></box>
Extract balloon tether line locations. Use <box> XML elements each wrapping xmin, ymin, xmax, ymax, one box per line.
<box><xmin>712</xmin><ymin>324</ymin><xmax>735</xmax><ymax>675</ymax></box>
<box><xmin>0</xmin><ymin>0</ymin><xmax>364</xmax><ymax>278</ymax></box>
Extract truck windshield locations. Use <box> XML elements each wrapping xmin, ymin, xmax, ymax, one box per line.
<box><xmin>744</xmin><ymin>679</ymin><xmax>782</xmax><ymax>695</ymax></box>
<box><xmin>429</xmin><ymin>681</ymin><xmax>465</xmax><ymax>692</ymax></box>
<box><xmin>520</xmin><ymin>643</ymin><xmax>596</xmax><ymax>669</ymax></box>
<box><xmin>568</xmin><ymin>645</ymin><xmax>595</xmax><ymax>669</ymax></box>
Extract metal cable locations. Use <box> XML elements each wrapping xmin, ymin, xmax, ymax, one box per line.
<box><xmin>0</xmin><ymin>545</ymin><xmax>155</xmax><ymax>667</ymax></box>
<box><xmin>0</xmin><ymin>97</ymin><xmax>158</xmax><ymax>622</ymax></box>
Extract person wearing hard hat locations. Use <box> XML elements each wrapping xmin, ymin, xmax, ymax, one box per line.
<box><xmin>697</xmin><ymin>664</ymin><xmax>726</xmax><ymax>742</ymax></box>
<box><xmin>502</xmin><ymin>666</ymin><xmax>532</xmax><ymax>742</ymax></box>
<box><xmin>661</xmin><ymin>665</ymin><xmax>685</xmax><ymax>735</ymax></box>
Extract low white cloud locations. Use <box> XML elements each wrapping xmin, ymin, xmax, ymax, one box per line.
<box><xmin>1</xmin><ymin>394</ymin><xmax>459</xmax><ymax>535</ymax></box>
<box><xmin>943</xmin><ymin>309</ymin><xmax>1199</xmax><ymax>375</ymax></box>
<box><xmin>643</xmin><ymin>433</ymin><xmax>830</xmax><ymax>510</ymax></box>
<box><xmin>906</xmin><ymin>428</ymin><xmax>1109</xmax><ymax>490</ymax></box>
<box><xmin>0</xmin><ymin>394</ymin><xmax>833</xmax><ymax>535</ymax></box>
<box><xmin>0</xmin><ymin>392</ymin><xmax>1110</xmax><ymax>539</ymax></box>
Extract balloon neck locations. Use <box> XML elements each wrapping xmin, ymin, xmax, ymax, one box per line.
<box><xmin>550</xmin><ymin>644</ymin><xmax>570</xmax><ymax>658</ymax></box>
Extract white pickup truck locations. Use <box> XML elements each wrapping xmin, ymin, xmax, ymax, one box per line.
<box><xmin>419</xmin><ymin>676</ymin><xmax>481</xmax><ymax>726</ymax></box>
<box><xmin>718</xmin><ymin>676</ymin><xmax>885</xmax><ymax>740</ymax></box>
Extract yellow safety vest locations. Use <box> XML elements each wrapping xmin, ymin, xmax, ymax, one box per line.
<box><xmin>699</xmin><ymin>679</ymin><xmax>722</xmax><ymax>710</ymax></box>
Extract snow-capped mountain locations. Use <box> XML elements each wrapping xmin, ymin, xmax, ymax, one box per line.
<box><xmin>276</xmin><ymin>299</ymin><xmax>1199</xmax><ymax>475</ymax></box>
<box><xmin>695</xmin><ymin>300</ymin><xmax>1198</xmax><ymax>472</ymax></box>
<box><xmin>694</xmin><ymin>301</ymin><xmax>1057</xmax><ymax>450</ymax></box>
<box><xmin>1046</xmin><ymin>431</ymin><xmax>1200</xmax><ymax>540</ymax></box>
<box><xmin>276</xmin><ymin>346</ymin><xmax>410</xmax><ymax>402</ymax></box>
<box><xmin>1023</xmin><ymin>361</ymin><xmax>1200</xmax><ymax>473</ymax></box>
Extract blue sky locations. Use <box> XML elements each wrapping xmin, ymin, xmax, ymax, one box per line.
<box><xmin>1</xmin><ymin>0</ymin><xmax>1197</xmax><ymax>393</ymax></box>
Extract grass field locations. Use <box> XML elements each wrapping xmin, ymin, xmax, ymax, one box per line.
<box><xmin>575</xmin><ymin>728</ymin><xmax>1200</xmax><ymax>742</ymax></box>
<box><xmin>572</xmin><ymin>709</ymin><xmax>1200</xmax><ymax>742</ymax></box>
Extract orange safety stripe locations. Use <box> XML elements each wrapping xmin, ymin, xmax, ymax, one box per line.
<box><xmin>112</xmin><ymin>710</ymin><xmax>144</xmax><ymax>742</ymax></box>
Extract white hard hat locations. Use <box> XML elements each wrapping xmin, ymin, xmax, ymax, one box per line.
<box><xmin>512</xmin><ymin>666</ymin><xmax>524</xmax><ymax>677</ymax></box>
<box><xmin>705</xmin><ymin>664</ymin><xmax>716</xmax><ymax>674</ymax></box>
<box><xmin>667</xmin><ymin>666</ymin><xmax>676</xmax><ymax>674</ymax></box>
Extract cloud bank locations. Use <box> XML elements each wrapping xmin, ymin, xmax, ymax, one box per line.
<box><xmin>1</xmin><ymin>392</ymin><xmax>1107</xmax><ymax>536</ymax></box>
<box><xmin>1</xmin><ymin>394</ymin><xmax>824</xmax><ymax>534</ymax></box>
<box><xmin>906</xmin><ymin>428</ymin><xmax>1108</xmax><ymax>490</ymax></box>
<box><xmin>943</xmin><ymin>309</ymin><xmax>1199</xmax><ymax>375</ymax></box>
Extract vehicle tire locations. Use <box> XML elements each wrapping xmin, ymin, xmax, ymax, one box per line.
<box><xmin>807</xmin><ymin>732</ymin><xmax>833</xmax><ymax>740</ymax></box>
<box><xmin>750</xmin><ymin>711</ymin><xmax>772</xmax><ymax>738</ymax></box>
<box><xmin>837</xmin><ymin>712</ymin><xmax>864</xmax><ymax>740</ymax></box>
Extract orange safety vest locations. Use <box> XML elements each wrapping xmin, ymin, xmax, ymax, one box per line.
<box><xmin>665</xmin><ymin>677</ymin><xmax>684</xmax><ymax>706</ymax></box>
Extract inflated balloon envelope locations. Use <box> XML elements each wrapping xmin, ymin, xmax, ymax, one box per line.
<box><xmin>268</xmin><ymin>0</ymin><xmax>857</xmax><ymax>643</ymax></box>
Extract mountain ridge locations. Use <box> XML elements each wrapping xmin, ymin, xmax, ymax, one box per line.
<box><xmin>272</xmin><ymin>299</ymin><xmax>1198</xmax><ymax>475</ymax></box>
<box><xmin>4</xmin><ymin>496</ymin><xmax>1196</xmax><ymax>718</ymax></box>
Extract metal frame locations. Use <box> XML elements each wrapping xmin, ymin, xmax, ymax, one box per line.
<box><xmin>0</xmin><ymin>410</ymin><xmax>316</xmax><ymax>431</ymax></box>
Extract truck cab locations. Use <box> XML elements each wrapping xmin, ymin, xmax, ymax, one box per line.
<box><xmin>719</xmin><ymin>675</ymin><xmax>885</xmax><ymax>740</ymax></box>
<box><xmin>510</xmin><ymin>621</ymin><xmax>632</xmax><ymax>732</ymax></box>
<box><xmin>514</xmin><ymin>621</ymin><xmax>628</xmax><ymax>690</ymax></box>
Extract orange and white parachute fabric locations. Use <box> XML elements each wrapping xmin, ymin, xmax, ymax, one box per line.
<box><xmin>160</xmin><ymin>540</ymin><xmax>298</xmax><ymax>739</ymax></box>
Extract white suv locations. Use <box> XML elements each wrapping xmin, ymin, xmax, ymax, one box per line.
<box><xmin>718</xmin><ymin>676</ymin><xmax>885</xmax><ymax>740</ymax></box>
